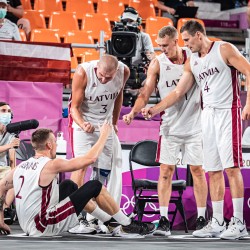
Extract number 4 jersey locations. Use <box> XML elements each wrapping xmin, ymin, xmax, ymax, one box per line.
<box><xmin>190</xmin><ymin>41</ymin><xmax>241</xmax><ymax>109</ymax></box>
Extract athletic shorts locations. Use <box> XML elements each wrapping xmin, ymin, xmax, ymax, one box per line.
<box><xmin>72</xmin><ymin>125</ymin><xmax>113</xmax><ymax>170</ymax></box>
<box><xmin>28</xmin><ymin>197</ymin><xmax>79</xmax><ymax>237</ymax></box>
<box><xmin>201</xmin><ymin>107</ymin><xmax>242</xmax><ymax>172</ymax></box>
<box><xmin>0</xmin><ymin>166</ymin><xmax>11</xmax><ymax>179</ymax></box>
<box><xmin>156</xmin><ymin>132</ymin><xmax>203</xmax><ymax>166</ymax></box>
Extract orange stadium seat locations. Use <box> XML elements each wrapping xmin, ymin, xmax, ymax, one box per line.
<box><xmin>23</xmin><ymin>10</ymin><xmax>46</xmax><ymax>30</ymax></box>
<box><xmin>66</xmin><ymin>0</ymin><xmax>95</xmax><ymax>21</ymax></box>
<box><xmin>48</xmin><ymin>12</ymin><xmax>79</xmax><ymax>39</ymax></box>
<box><xmin>146</xmin><ymin>17</ymin><xmax>173</xmax><ymax>47</ymax></box>
<box><xmin>97</xmin><ymin>0</ymin><xmax>124</xmax><ymax>22</ymax></box>
<box><xmin>19</xmin><ymin>29</ymin><xmax>27</xmax><ymax>41</ymax></box>
<box><xmin>30</xmin><ymin>29</ymin><xmax>61</xmax><ymax>43</ymax></box>
<box><xmin>81</xmin><ymin>13</ymin><xmax>111</xmax><ymax>42</ymax></box>
<box><xmin>65</xmin><ymin>30</ymin><xmax>94</xmax><ymax>58</ymax></box>
<box><xmin>177</xmin><ymin>18</ymin><xmax>205</xmax><ymax>47</ymax></box>
<box><xmin>34</xmin><ymin>0</ymin><xmax>63</xmax><ymax>17</ymax></box>
<box><xmin>21</xmin><ymin>0</ymin><xmax>32</xmax><ymax>10</ymax></box>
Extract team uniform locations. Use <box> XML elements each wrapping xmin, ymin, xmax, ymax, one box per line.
<box><xmin>190</xmin><ymin>41</ymin><xmax>242</xmax><ymax>171</ymax></box>
<box><xmin>156</xmin><ymin>48</ymin><xmax>202</xmax><ymax>166</ymax></box>
<box><xmin>69</xmin><ymin>60</ymin><xmax>125</xmax><ymax>183</ymax></box>
<box><xmin>13</xmin><ymin>156</ymin><xmax>78</xmax><ymax>236</ymax></box>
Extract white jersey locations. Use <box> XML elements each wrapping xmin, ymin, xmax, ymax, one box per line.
<box><xmin>13</xmin><ymin>157</ymin><xmax>60</xmax><ymax>235</ymax></box>
<box><xmin>0</xmin><ymin>132</ymin><xmax>15</xmax><ymax>166</ymax></box>
<box><xmin>72</xmin><ymin>60</ymin><xmax>125</xmax><ymax>128</ymax></box>
<box><xmin>157</xmin><ymin>48</ymin><xmax>201</xmax><ymax>137</ymax></box>
<box><xmin>190</xmin><ymin>41</ymin><xmax>241</xmax><ymax>109</ymax></box>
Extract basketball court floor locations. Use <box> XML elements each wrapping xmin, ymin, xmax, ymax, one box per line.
<box><xmin>0</xmin><ymin>222</ymin><xmax>250</xmax><ymax>250</ymax></box>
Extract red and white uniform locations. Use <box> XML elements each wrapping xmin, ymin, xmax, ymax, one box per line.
<box><xmin>156</xmin><ymin>48</ymin><xmax>203</xmax><ymax>166</ymax></box>
<box><xmin>13</xmin><ymin>157</ymin><xmax>78</xmax><ymax>236</ymax></box>
<box><xmin>190</xmin><ymin>41</ymin><xmax>242</xmax><ymax>171</ymax></box>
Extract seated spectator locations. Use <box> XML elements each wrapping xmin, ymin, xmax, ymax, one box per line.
<box><xmin>0</xmin><ymin>0</ymin><xmax>21</xmax><ymax>40</ymax></box>
<box><xmin>5</xmin><ymin>0</ymin><xmax>30</xmax><ymax>40</ymax></box>
<box><xmin>157</xmin><ymin>0</ymin><xmax>194</xmax><ymax>26</ymax></box>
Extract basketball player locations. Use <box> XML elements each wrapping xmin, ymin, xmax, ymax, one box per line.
<box><xmin>0</xmin><ymin>124</ymin><xmax>152</xmax><ymax>236</ymax></box>
<box><xmin>69</xmin><ymin>54</ymin><xmax>130</xmax><ymax>232</ymax></box>
<box><xmin>123</xmin><ymin>26</ymin><xmax>208</xmax><ymax>236</ymax></box>
<box><xmin>142</xmin><ymin>20</ymin><xmax>250</xmax><ymax>240</ymax></box>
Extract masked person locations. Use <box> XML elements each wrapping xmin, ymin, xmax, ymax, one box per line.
<box><xmin>0</xmin><ymin>102</ymin><xmax>20</xmax><ymax>224</ymax></box>
<box><xmin>0</xmin><ymin>0</ymin><xmax>21</xmax><ymax>40</ymax></box>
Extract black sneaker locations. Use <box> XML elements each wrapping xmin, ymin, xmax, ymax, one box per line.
<box><xmin>153</xmin><ymin>216</ymin><xmax>171</xmax><ymax>236</ymax></box>
<box><xmin>104</xmin><ymin>217</ymin><xmax>120</xmax><ymax>233</ymax></box>
<box><xmin>141</xmin><ymin>222</ymin><xmax>156</xmax><ymax>235</ymax></box>
<box><xmin>196</xmin><ymin>216</ymin><xmax>207</xmax><ymax>230</ymax></box>
<box><xmin>120</xmin><ymin>220</ymin><xmax>149</xmax><ymax>235</ymax></box>
<box><xmin>4</xmin><ymin>208</ymin><xmax>16</xmax><ymax>225</ymax></box>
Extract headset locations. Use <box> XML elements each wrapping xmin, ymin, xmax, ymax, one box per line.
<box><xmin>120</xmin><ymin>7</ymin><xmax>142</xmax><ymax>26</ymax></box>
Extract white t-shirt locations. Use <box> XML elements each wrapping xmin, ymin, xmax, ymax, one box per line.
<box><xmin>0</xmin><ymin>19</ymin><xmax>21</xmax><ymax>41</ymax></box>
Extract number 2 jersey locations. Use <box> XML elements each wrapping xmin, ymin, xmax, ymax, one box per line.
<box><xmin>190</xmin><ymin>41</ymin><xmax>241</xmax><ymax>109</ymax></box>
<box><xmin>72</xmin><ymin>60</ymin><xmax>125</xmax><ymax>128</ymax></box>
<box><xmin>13</xmin><ymin>157</ymin><xmax>62</xmax><ymax>236</ymax></box>
<box><xmin>157</xmin><ymin>48</ymin><xmax>201</xmax><ymax>137</ymax></box>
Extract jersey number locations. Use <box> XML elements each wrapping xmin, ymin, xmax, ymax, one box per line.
<box><xmin>100</xmin><ymin>105</ymin><xmax>107</xmax><ymax>114</ymax></box>
<box><xmin>16</xmin><ymin>175</ymin><xmax>24</xmax><ymax>199</ymax></box>
<box><xmin>204</xmin><ymin>82</ymin><xmax>210</xmax><ymax>92</ymax></box>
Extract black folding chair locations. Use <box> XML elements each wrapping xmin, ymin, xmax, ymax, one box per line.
<box><xmin>129</xmin><ymin>139</ymin><xmax>188</xmax><ymax>232</ymax></box>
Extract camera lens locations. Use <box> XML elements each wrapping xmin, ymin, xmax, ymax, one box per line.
<box><xmin>113</xmin><ymin>36</ymin><xmax>134</xmax><ymax>56</ymax></box>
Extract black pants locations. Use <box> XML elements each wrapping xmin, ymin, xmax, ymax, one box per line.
<box><xmin>59</xmin><ymin>179</ymin><xmax>102</xmax><ymax>215</ymax></box>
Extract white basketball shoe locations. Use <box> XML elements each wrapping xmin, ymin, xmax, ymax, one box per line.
<box><xmin>220</xmin><ymin>217</ymin><xmax>248</xmax><ymax>240</ymax></box>
<box><xmin>192</xmin><ymin>218</ymin><xmax>226</xmax><ymax>238</ymax></box>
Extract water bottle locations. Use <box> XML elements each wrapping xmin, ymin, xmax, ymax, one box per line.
<box><xmin>56</xmin><ymin>131</ymin><xmax>67</xmax><ymax>159</ymax></box>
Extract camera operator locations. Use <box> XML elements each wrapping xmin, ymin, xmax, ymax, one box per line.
<box><xmin>0</xmin><ymin>101</ymin><xmax>20</xmax><ymax>225</ymax></box>
<box><xmin>120</xmin><ymin>7</ymin><xmax>155</xmax><ymax>67</ymax></box>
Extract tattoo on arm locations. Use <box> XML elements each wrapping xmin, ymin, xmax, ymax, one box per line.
<box><xmin>0</xmin><ymin>194</ymin><xmax>6</xmax><ymax>211</ymax></box>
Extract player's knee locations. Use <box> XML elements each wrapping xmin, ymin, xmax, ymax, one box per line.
<box><xmin>85</xmin><ymin>180</ymin><xmax>102</xmax><ymax>198</ymax></box>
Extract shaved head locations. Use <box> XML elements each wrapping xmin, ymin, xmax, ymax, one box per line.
<box><xmin>98</xmin><ymin>55</ymin><xmax>118</xmax><ymax>73</ymax></box>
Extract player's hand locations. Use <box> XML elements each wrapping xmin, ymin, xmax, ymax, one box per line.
<box><xmin>123</xmin><ymin>112</ymin><xmax>135</xmax><ymax>125</ymax></box>
<box><xmin>0</xmin><ymin>222</ymin><xmax>11</xmax><ymax>235</ymax></box>
<box><xmin>82</xmin><ymin>122</ymin><xmax>95</xmax><ymax>133</ymax></box>
<box><xmin>141</xmin><ymin>107</ymin><xmax>153</xmax><ymax>120</ymax></box>
<box><xmin>242</xmin><ymin>105</ymin><xmax>250</xmax><ymax>120</ymax></box>
<box><xmin>99</xmin><ymin>120</ymin><xmax>112</xmax><ymax>137</ymax></box>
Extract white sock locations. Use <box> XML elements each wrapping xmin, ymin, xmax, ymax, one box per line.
<box><xmin>232</xmin><ymin>197</ymin><xmax>244</xmax><ymax>222</ymax></box>
<box><xmin>197</xmin><ymin>207</ymin><xmax>206</xmax><ymax>218</ymax></box>
<box><xmin>89</xmin><ymin>206</ymin><xmax>111</xmax><ymax>223</ymax></box>
<box><xmin>212</xmin><ymin>200</ymin><xmax>224</xmax><ymax>225</ymax></box>
<box><xmin>160</xmin><ymin>206</ymin><xmax>168</xmax><ymax>219</ymax></box>
<box><xmin>112</xmin><ymin>210</ymin><xmax>131</xmax><ymax>226</ymax></box>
